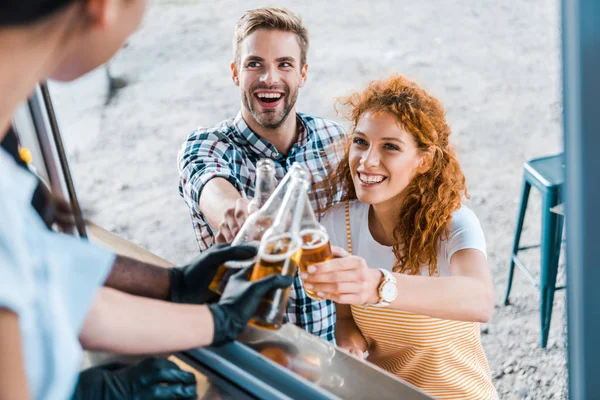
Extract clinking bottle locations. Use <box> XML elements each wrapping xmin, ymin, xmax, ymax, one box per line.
<box><xmin>209</xmin><ymin>162</ymin><xmax>306</xmax><ymax>294</ymax></box>
<box><xmin>249</xmin><ymin>168</ymin><xmax>310</xmax><ymax>330</ymax></box>
<box><xmin>297</xmin><ymin>192</ymin><xmax>333</xmax><ymax>300</ymax></box>
<box><xmin>209</xmin><ymin>159</ymin><xmax>276</xmax><ymax>294</ymax></box>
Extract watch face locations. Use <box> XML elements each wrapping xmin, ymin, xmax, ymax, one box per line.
<box><xmin>382</xmin><ymin>281</ymin><xmax>398</xmax><ymax>302</ymax></box>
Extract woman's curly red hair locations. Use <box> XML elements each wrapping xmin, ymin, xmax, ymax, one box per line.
<box><xmin>321</xmin><ymin>75</ymin><xmax>468</xmax><ymax>275</ymax></box>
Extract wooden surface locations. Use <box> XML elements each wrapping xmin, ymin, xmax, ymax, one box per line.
<box><xmin>168</xmin><ymin>356</ymin><xmax>212</xmax><ymax>399</ymax></box>
<box><xmin>86</xmin><ymin>220</ymin><xmax>174</xmax><ymax>267</ymax></box>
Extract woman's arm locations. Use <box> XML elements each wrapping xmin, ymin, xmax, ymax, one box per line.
<box><xmin>304</xmin><ymin>249</ymin><xmax>493</xmax><ymax>323</ymax></box>
<box><xmin>335</xmin><ymin>304</ymin><xmax>367</xmax><ymax>358</ymax></box>
<box><xmin>80</xmin><ymin>269</ymin><xmax>293</xmax><ymax>353</ymax></box>
<box><xmin>0</xmin><ymin>309</ymin><xmax>30</xmax><ymax>399</ymax></box>
<box><xmin>79</xmin><ymin>288</ymin><xmax>215</xmax><ymax>354</ymax></box>
<box><xmin>389</xmin><ymin>249</ymin><xmax>493</xmax><ymax>322</ymax></box>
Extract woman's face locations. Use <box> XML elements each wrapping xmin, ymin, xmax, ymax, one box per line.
<box><xmin>51</xmin><ymin>0</ymin><xmax>147</xmax><ymax>81</ymax></box>
<box><xmin>349</xmin><ymin>110</ymin><xmax>424</xmax><ymax>208</ymax></box>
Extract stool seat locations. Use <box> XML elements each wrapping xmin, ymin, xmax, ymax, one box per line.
<box><xmin>524</xmin><ymin>154</ymin><xmax>565</xmax><ymax>189</ymax></box>
<box><xmin>504</xmin><ymin>153</ymin><xmax>565</xmax><ymax>348</ymax></box>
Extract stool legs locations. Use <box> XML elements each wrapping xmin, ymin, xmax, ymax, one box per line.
<box><xmin>540</xmin><ymin>190</ymin><xmax>561</xmax><ymax>348</ymax></box>
<box><xmin>504</xmin><ymin>180</ymin><xmax>532</xmax><ymax>305</ymax></box>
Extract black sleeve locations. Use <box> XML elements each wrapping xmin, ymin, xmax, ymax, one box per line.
<box><xmin>2</xmin><ymin>127</ymin><xmax>53</xmax><ymax>227</ymax></box>
<box><xmin>1</xmin><ymin>127</ymin><xmax>27</xmax><ymax>168</ymax></box>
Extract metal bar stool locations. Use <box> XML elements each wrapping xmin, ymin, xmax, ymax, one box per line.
<box><xmin>503</xmin><ymin>153</ymin><xmax>565</xmax><ymax>348</ymax></box>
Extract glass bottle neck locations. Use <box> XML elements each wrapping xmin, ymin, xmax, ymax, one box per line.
<box><xmin>271</xmin><ymin>177</ymin><xmax>310</xmax><ymax>234</ymax></box>
<box><xmin>254</xmin><ymin>172</ymin><xmax>276</xmax><ymax>209</ymax></box>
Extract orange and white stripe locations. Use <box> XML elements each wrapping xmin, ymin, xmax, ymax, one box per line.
<box><xmin>351</xmin><ymin>305</ymin><xmax>497</xmax><ymax>399</ymax></box>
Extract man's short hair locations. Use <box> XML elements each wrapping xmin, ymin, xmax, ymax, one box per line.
<box><xmin>233</xmin><ymin>7</ymin><xmax>309</xmax><ymax>68</ymax></box>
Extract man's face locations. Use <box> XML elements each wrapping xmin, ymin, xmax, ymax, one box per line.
<box><xmin>232</xmin><ymin>29</ymin><xmax>308</xmax><ymax>130</ymax></box>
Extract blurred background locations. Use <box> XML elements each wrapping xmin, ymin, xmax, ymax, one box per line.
<box><xmin>49</xmin><ymin>1</ymin><xmax>565</xmax><ymax>398</ymax></box>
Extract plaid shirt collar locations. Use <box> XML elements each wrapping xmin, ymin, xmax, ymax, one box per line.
<box><xmin>231</xmin><ymin>111</ymin><xmax>309</xmax><ymax>158</ymax></box>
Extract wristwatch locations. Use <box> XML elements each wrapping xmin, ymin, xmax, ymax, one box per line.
<box><xmin>371</xmin><ymin>268</ymin><xmax>398</xmax><ymax>307</ymax></box>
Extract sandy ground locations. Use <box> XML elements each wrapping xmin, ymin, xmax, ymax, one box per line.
<box><xmin>50</xmin><ymin>0</ymin><xmax>565</xmax><ymax>398</ymax></box>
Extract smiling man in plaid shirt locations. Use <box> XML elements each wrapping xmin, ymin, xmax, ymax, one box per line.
<box><xmin>178</xmin><ymin>8</ymin><xmax>345</xmax><ymax>342</ymax></box>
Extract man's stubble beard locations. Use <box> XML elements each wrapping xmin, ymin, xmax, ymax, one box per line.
<box><xmin>242</xmin><ymin>86</ymin><xmax>299</xmax><ymax>130</ymax></box>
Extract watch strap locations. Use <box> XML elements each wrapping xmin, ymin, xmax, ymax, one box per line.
<box><xmin>371</xmin><ymin>268</ymin><xmax>396</xmax><ymax>307</ymax></box>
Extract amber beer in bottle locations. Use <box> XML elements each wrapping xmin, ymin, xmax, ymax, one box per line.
<box><xmin>298</xmin><ymin>193</ymin><xmax>333</xmax><ymax>300</ymax></box>
<box><xmin>208</xmin><ymin>242</ymin><xmax>261</xmax><ymax>294</ymax></box>
<box><xmin>209</xmin><ymin>162</ymin><xmax>308</xmax><ymax>294</ymax></box>
<box><xmin>208</xmin><ymin>159</ymin><xmax>277</xmax><ymax>294</ymax></box>
<box><xmin>249</xmin><ymin>234</ymin><xmax>302</xmax><ymax>329</ymax></box>
<box><xmin>249</xmin><ymin>170</ymin><xmax>310</xmax><ymax>329</ymax></box>
<box><xmin>299</xmin><ymin>230</ymin><xmax>333</xmax><ymax>299</ymax></box>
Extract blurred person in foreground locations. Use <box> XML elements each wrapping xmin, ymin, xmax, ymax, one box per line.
<box><xmin>0</xmin><ymin>1</ymin><xmax>292</xmax><ymax>399</ymax></box>
<box><xmin>303</xmin><ymin>75</ymin><xmax>497</xmax><ymax>399</ymax></box>
<box><xmin>178</xmin><ymin>7</ymin><xmax>345</xmax><ymax>343</ymax></box>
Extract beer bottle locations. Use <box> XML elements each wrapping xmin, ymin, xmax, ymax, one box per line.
<box><xmin>298</xmin><ymin>192</ymin><xmax>333</xmax><ymax>300</ymax></box>
<box><xmin>249</xmin><ymin>170</ymin><xmax>310</xmax><ymax>330</ymax></box>
<box><xmin>209</xmin><ymin>162</ymin><xmax>307</xmax><ymax>294</ymax></box>
<box><xmin>209</xmin><ymin>159</ymin><xmax>277</xmax><ymax>294</ymax></box>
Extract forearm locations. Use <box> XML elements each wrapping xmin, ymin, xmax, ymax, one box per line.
<box><xmin>80</xmin><ymin>288</ymin><xmax>214</xmax><ymax>354</ymax></box>
<box><xmin>104</xmin><ymin>255</ymin><xmax>170</xmax><ymax>300</ymax></box>
<box><xmin>199</xmin><ymin>178</ymin><xmax>242</xmax><ymax>228</ymax></box>
<box><xmin>390</xmin><ymin>274</ymin><xmax>493</xmax><ymax>322</ymax></box>
<box><xmin>336</xmin><ymin>317</ymin><xmax>367</xmax><ymax>352</ymax></box>
<box><xmin>335</xmin><ymin>304</ymin><xmax>367</xmax><ymax>351</ymax></box>
<box><xmin>0</xmin><ymin>309</ymin><xmax>30</xmax><ymax>399</ymax></box>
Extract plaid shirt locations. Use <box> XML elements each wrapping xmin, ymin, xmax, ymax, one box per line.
<box><xmin>178</xmin><ymin>111</ymin><xmax>346</xmax><ymax>342</ymax></box>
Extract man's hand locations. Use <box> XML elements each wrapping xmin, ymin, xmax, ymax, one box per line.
<box><xmin>208</xmin><ymin>266</ymin><xmax>294</xmax><ymax>346</ymax></box>
<box><xmin>72</xmin><ymin>357</ymin><xmax>196</xmax><ymax>399</ymax></box>
<box><xmin>215</xmin><ymin>198</ymin><xmax>252</xmax><ymax>243</ymax></box>
<box><xmin>168</xmin><ymin>244</ymin><xmax>258</xmax><ymax>304</ymax></box>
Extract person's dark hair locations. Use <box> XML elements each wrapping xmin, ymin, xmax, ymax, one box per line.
<box><xmin>0</xmin><ymin>0</ymin><xmax>76</xmax><ymax>26</ymax></box>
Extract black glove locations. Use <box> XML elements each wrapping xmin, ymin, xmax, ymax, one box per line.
<box><xmin>72</xmin><ymin>357</ymin><xmax>196</xmax><ymax>400</ymax></box>
<box><xmin>168</xmin><ymin>244</ymin><xmax>258</xmax><ymax>304</ymax></box>
<box><xmin>208</xmin><ymin>266</ymin><xmax>294</xmax><ymax>346</ymax></box>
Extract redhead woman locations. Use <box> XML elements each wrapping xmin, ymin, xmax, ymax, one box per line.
<box><xmin>304</xmin><ymin>75</ymin><xmax>497</xmax><ymax>399</ymax></box>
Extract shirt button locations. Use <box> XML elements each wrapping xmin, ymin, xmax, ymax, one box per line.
<box><xmin>302</xmin><ymin>306</ymin><xmax>307</xmax><ymax>311</ymax></box>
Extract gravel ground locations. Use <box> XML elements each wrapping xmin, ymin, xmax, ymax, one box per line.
<box><xmin>51</xmin><ymin>1</ymin><xmax>566</xmax><ymax>398</ymax></box>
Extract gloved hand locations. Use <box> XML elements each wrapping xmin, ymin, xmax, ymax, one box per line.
<box><xmin>71</xmin><ymin>357</ymin><xmax>196</xmax><ymax>400</ymax></box>
<box><xmin>168</xmin><ymin>244</ymin><xmax>257</xmax><ymax>304</ymax></box>
<box><xmin>208</xmin><ymin>266</ymin><xmax>294</xmax><ymax>346</ymax></box>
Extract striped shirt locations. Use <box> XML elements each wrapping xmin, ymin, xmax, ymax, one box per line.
<box><xmin>178</xmin><ymin>111</ymin><xmax>346</xmax><ymax>342</ymax></box>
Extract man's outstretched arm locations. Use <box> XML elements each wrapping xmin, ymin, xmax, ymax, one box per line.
<box><xmin>104</xmin><ymin>244</ymin><xmax>258</xmax><ymax>304</ymax></box>
<box><xmin>103</xmin><ymin>255</ymin><xmax>171</xmax><ymax>300</ymax></box>
<box><xmin>200</xmin><ymin>178</ymin><xmax>243</xmax><ymax>231</ymax></box>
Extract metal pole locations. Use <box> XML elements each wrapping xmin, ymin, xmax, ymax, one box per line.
<box><xmin>39</xmin><ymin>82</ymin><xmax>88</xmax><ymax>239</ymax></box>
<box><xmin>562</xmin><ymin>0</ymin><xmax>600</xmax><ymax>398</ymax></box>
